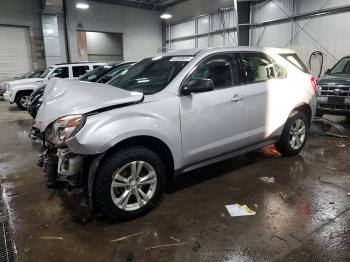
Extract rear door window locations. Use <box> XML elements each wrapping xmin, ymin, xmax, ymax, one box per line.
<box><xmin>280</xmin><ymin>53</ymin><xmax>309</xmax><ymax>74</ymax></box>
<box><xmin>73</xmin><ymin>66</ymin><xmax>89</xmax><ymax>77</ymax></box>
<box><xmin>240</xmin><ymin>52</ymin><xmax>278</xmax><ymax>83</ymax></box>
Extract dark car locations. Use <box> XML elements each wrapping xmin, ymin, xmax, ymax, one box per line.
<box><xmin>79</xmin><ymin>62</ymin><xmax>135</xmax><ymax>83</ymax></box>
<box><xmin>317</xmin><ymin>56</ymin><xmax>350</xmax><ymax>116</ymax></box>
<box><xmin>27</xmin><ymin>62</ymin><xmax>135</xmax><ymax>118</ymax></box>
<box><xmin>0</xmin><ymin>69</ymin><xmax>44</xmax><ymax>96</ymax></box>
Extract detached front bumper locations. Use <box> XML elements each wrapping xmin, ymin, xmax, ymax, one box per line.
<box><xmin>3</xmin><ymin>91</ymin><xmax>14</xmax><ymax>103</ymax></box>
<box><xmin>317</xmin><ymin>96</ymin><xmax>350</xmax><ymax>116</ymax></box>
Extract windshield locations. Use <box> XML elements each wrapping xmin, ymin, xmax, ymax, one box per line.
<box><xmin>19</xmin><ymin>71</ymin><xmax>35</xmax><ymax>79</ymax></box>
<box><xmin>329</xmin><ymin>57</ymin><xmax>350</xmax><ymax>75</ymax></box>
<box><xmin>108</xmin><ymin>56</ymin><xmax>192</xmax><ymax>95</ymax></box>
<box><xmin>40</xmin><ymin>67</ymin><xmax>53</xmax><ymax>78</ymax></box>
<box><xmin>79</xmin><ymin>65</ymin><xmax>113</xmax><ymax>82</ymax></box>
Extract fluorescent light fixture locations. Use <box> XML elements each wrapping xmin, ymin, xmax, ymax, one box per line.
<box><xmin>76</xmin><ymin>2</ymin><xmax>89</xmax><ymax>9</ymax></box>
<box><xmin>160</xmin><ymin>13</ymin><xmax>172</xmax><ymax>19</ymax></box>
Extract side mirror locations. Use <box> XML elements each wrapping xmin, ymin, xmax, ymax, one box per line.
<box><xmin>182</xmin><ymin>78</ymin><xmax>214</xmax><ymax>96</ymax></box>
<box><xmin>325</xmin><ymin>69</ymin><xmax>331</xmax><ymax>75</ymax></box>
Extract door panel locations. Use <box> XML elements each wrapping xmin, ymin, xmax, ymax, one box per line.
<box><xmin>180</xmin><ymin>87</ymin><xmax>248</xmax><ymax>165</ymax></box>
<box><xmin>238</xmin><ymin>52</ymin><xmax>287</xmax><ymax>144</ymax></box>
<box><xmin>179</xmin><ymin>53</ymin><xmax>249</xmax><ymax>166</ymax></box>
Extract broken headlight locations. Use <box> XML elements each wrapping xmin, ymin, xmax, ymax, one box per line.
<box><xmin>45</xmin><ymin>115</ymin><xmax>85</xmax><ymax>146</ymax></box>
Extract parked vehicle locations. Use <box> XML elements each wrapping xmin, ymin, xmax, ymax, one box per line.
<box><xmin>3</xmin><ymin>62</ymin><xmax>104</xmax><ymax>110</ymax></box>
<box><xmin>79</xmin><ymin>62</ymin><xmax>136</xmax><ymax>84</ymax></box>
<box><xmin>27</xmin><ymin>62</ymin><xmax>135</xmax><ymax>118</ymax></box>
<box><xmin>0</xmin><ymin>69</ymin><xmax>44</xmax><ymax>96</ymax></box>
<box><xmin>34</xmin><ymin>47</ymin><xmax>317</xmax><ymax>219</ymax></box>
<box><xmin>317</xmin><ymin>56</ymin><xmax>350</xmax><ymax>116</ymax></box>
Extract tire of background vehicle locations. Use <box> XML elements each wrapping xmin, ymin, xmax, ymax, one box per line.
<box><xmin>15</xmin><ymin>91</ymin><xmax>32</xmax><ymax>110</ymax></box>
<box><xmin>93</xmin><ymin>146</ymin><xmax>165</xmax><ymax>220</ymax></box>
<box><xmin>275</xmin><ymin>110</ymin><xmax>308</xmax><ymax>157</ymax></box>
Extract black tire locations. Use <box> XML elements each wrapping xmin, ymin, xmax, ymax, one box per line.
<box><xmin>15</xmin><ymin>91</ymin><xmax>32</xmax><ymax>110</ymax></box>
<box><xmin>275</xmin><ymin>111</ymin><xmax>308</xmax><ymax>157</ymax></box>
<box><xmin>93</xmin><ymin>146</ymin><xmax>165</xmax><ymax>220</ymax></box>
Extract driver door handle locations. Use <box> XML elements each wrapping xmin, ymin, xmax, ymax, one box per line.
<box><xmin>231</xmin><ymin>94</ymin><xmax>245</xmax><ymax>102</ymax></box>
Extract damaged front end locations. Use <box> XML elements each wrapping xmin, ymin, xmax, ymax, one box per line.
<box><xmin>41</xmin><ymin>114</ymin><xmax>88</xmax><ymax>188</ymax></box>
<box><xmin>43</xmin><ymin>147</ymin><xmax>84</xmax><ymax>187</ymax></box>
<box><xmin>32</xmin><ymin>78</ymin><xmax>144</xmax><ymax>207</ymax></box>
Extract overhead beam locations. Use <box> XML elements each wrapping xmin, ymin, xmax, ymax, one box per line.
<box><xmin>247</xmin><ymin>4</ymin><xmax>350</xmax><ymax>28</ymax></box>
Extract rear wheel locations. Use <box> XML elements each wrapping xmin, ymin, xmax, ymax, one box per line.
<box><xmin>93</xmin><ymin>146</ymin><xmax>165</xmax><ymax>220</ymax></box>
<box><xmin>16</xmin><ymin>91</ymin><xmax>32</xmax><ymax>110</ymax></box>
<box><xmin>275</xmin><ymin>111</ymin><xmax>308</xmax><ymax>156</ymax></box>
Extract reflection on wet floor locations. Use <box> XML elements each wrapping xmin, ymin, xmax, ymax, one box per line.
<box><xmin>0</xmin><ymin>101</ymin><xmax>349</xmax><ymax>261</ymax></box>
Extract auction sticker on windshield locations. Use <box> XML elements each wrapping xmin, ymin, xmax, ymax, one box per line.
<box><xmin>169</xmin><ymin>56</ymin><xmax>193</xmax><ymax>62</ymax></box>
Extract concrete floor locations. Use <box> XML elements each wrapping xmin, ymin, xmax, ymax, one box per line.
<box><xmin>0</xmin><ymin>100</ymin><xmax>350</xmax><ymax>262</ymax></box>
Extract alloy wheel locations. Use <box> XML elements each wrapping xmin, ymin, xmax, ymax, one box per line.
<box><xmin>110</xmin><ymin>161</ymin><xmax>157</xmax><ymax>211</ymax></box>
<box><xmin>289</xmin><ymin>119</ymin><xmax>306</xmax><ymax>150</ymax></box>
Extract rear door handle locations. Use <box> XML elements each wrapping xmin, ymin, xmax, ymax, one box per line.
<box><xmin>231</xmin><ymin>94</ymin><xmax>245</xmax><ymax>102</ymax></box>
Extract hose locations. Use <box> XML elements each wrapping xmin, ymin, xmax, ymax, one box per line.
<box><xmin>308</xmin><ymin>51</ymin><xmax>324</xmax><ymax>78</ymax></box>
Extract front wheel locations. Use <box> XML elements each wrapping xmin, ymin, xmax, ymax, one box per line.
<box><xmin>93</xmin><ymin>146</ymin><xmax>165</xmax><ymax>220</ymax></box>
<box><xmin>16</xmin><ymin>91</ymin><xmax>32</xmax><ymax>110</ymax></box>
<box><xmin>275</xmin><ymin>111</ymin><xmax>308</xmax><ymax>156</ymax></box>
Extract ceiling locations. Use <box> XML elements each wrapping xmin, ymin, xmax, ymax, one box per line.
<box><xmin>91</xmin><ymin>0</ymin><xmax>187</xmax><ymax>11</ymax></box>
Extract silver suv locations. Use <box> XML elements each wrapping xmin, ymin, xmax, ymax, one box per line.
<box><xmin>34</xmin><ymin>47</ymin><xmax>317</xmax><ymax>219</ymax></box>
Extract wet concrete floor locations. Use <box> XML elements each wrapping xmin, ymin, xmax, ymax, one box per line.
<box><xmin>0</xmin><ymin>100</ymin><xmax>350</xmax><ymax>261</ymax></box>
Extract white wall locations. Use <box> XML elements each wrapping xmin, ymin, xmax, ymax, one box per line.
<box><xmin>167</xmin><ymin>0</ymin><xmax>238</xmax><ymax>51</ymax></box>
<box><xmin>66</xmin><ymin>1</ymin><xmax>162</xmax><ymax>62</ymax></box>
<box><xmin>251</xmin><ymin>0</ymin><xmax>350</xmax><ymax>74</ymax></box>
<box><xmin>169</xmin><ymin>0</ymin><xmax>235</xmax><ymax>22</ymax></box>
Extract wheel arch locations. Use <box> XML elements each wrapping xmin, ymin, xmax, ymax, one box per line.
<box><xmin>14</xmin><ymin>88</ymin><xmax>34</xmax><ymax>102</ymax></box>
<box><xmin>291</xmin><ymin>103</ymin><xmax>312</xmax><ymax>126</ymax></box>
<box><xmin>103</xmin><ymin>135</ymin><xmax>175</xmax><ymax>183</ymax></box>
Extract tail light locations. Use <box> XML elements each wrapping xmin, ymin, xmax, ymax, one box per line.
<box><xmin>311</xmin><ymin>76</ymin><xmax>318</xmax><ymax>93</ymax></box>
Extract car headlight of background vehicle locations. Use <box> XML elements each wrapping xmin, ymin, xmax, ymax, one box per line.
<box><xmin>45</xmin><ymin>115</ymin><xmax>85</xmax><ymax>145</ymax></box>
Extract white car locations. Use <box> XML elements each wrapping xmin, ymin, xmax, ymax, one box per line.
<box><xmin>35</xmin><ymin>47</ymin><xmax>317</xmax><ymax>219</ymax></box>
<box><xmin>3</xmin><ymin>62</ymin><xmax>104</xmax><ymax>109</ymax></box>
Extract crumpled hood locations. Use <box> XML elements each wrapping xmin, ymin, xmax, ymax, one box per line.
<box><xmin>318</xmin><ymin>75</ymin><xmax>350</xmax><ymax>86</ymax></box>
<box><xmin>34</xmin><ymin>78</ymin><xmax>144</xmax><ymax>132</ymax></box>
<box><xmin>8</xmin><ymin>78</ymin><xmax>44</xmax><ymax>87</ymax></box>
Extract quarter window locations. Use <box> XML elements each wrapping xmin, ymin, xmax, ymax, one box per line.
<box><xmin>190</xmin><ymin>55</ymin><xmax>235</xmax><ymax>89</ymax></box>
<box><xmin>52</xmin><ymin>67</ymin><xmax>69</xmax><ymax>78</ymax></box>
<box><xmin>280</xmin><ymin>53</ymin><xmax>309</xmax><ymax>74</ymax></box>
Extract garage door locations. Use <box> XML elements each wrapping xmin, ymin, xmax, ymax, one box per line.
<box><xmin>0</xmin><ymin>26</ymin><xmax>33</xmax><ymax>81</ymax></box>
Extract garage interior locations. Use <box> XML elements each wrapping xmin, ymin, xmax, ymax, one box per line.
<box><xmin>0</xmin><ymin>0</ymin><xmax>350</xmax><ymax>261</ymax></box>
